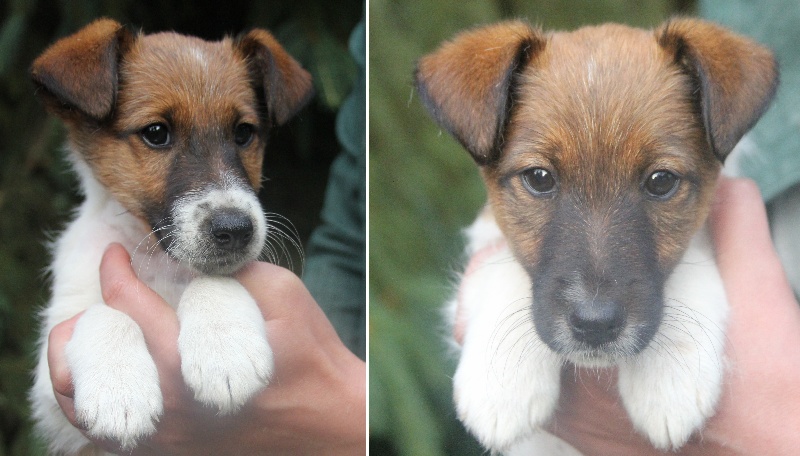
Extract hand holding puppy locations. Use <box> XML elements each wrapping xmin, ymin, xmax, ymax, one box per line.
<box><xmin>48</xmin><ymin>244</ymin><xmax>366</xmax><ymax>456</ymax></box>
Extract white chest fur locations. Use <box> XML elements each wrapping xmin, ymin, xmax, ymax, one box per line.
<box><xmin>45</xmin><ymin>186</ymin><xmax>191</xmax><ymax>327</ymax></box>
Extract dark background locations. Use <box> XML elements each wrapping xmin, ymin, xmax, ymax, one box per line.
<box><xmin>0</xmin><ymin>0</ymin><xmax>361</xmax><ymax>453</ymax></box>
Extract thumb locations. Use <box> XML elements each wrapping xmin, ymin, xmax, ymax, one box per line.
<box><xmin>99</xmin><ymin>243</ymin><xmax>179</xmax><ymax>346</ymax></box>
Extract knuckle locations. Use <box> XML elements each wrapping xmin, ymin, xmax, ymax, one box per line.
<box><xmin>101</xmin><ymin>273</ymin><xmax>131</xmax><ymax>307</ymax></box>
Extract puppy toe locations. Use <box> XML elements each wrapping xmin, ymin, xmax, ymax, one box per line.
<box><xmin>180</xmin><ymin>331</ymin><xmax>273</xmax><ymax>413</ymax></box>
<box><xmin>67</xmin><ymin>305</ymin><xmax>162</xmax><ymax>448</ymax></box>
<box><xmin>178</xmin><ymin>277</ymin><xmax>273</xmax><ymax>413</ymax></box>
<box><xmin>457</xmin><ymin>387</ymin><xmax>558</xmax><ymax>452</ymax></box>
<box><xmin>619</xmin><ymin>351</ymin><xmax>723</xmax><ymax>449</ymax></box>
<box><xmin>454</xmin><ymin>347</ymin><xmax>562</xmax><ymax>452</ymax></box>
<box><xmin>75</xmin><ymin>381</ymin><xmax>162</xmax><ymax>450</ymax></box>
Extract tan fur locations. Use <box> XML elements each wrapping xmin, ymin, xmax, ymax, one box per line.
<box><xmin>657</xmin><ymin>18</ymin><xmax>779</xmax><ymax>158</ymax></box>
<box><xmin>94</xmin><ymin>33</ymin><xmax>264</xmax><ymax>219</ymax></box>
<box><xmin>416</xmin><ymin>21</ymin><xmax>546</xmax><ymax>163</ymax></box>
<box><xmin>416</xmin><ymin>18</ymin><xmax>777</xmax><ymax>274</ymax></box>
<box><xmin>30</xmin><ymin>19</ymin><xmax>130</xmax><ymax>119</ymax></box>
<box><xmin>31</xmin><ymin>19</ymin><xmax>312</xmax><ymax>224</ymax></box>
<box><xmin>484</xmin><ymin>24</ymin><xmax>719</xmax><ymax>271</ymax></box>
<box><xmin>236</xmin><ymin>29</ymin><xmax>315</xmax><ymax>126</ymax></box>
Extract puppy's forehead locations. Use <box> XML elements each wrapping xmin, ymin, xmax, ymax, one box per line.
<box><xmin>117</xmin><ymin>33</ymin><xmax>257</xmax><ymax>129</ymax></box>
<box><xmin>505</xmin><ymin>24</ymin><xmax>705</xmax><ymax>175</ymax></box>
<box><xmin>544</xmin><ymin>25</ymin><xmax>669</xmax><ymax>87</ymax></box>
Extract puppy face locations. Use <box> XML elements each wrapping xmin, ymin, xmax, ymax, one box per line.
<box><xmin>417</xmin><ymin>20</ymin><xmax>776</xmax><ymax>362</ymax></box>
<box><xmin>485</xmin><ymin>26</ymin><xmax>719</xmax><ymax>360</ymax></box>
<box><xmin>104</xmin><ymin>33</ymin><xmax>268</xmax><ymax>275</ymax></box>
<box><xmin>32</xmin><ymin>20</ymin><xmax>313</xmax><ymax>275</ymax></box>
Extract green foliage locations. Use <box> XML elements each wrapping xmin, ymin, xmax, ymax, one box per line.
<box><xmin>0</xmin><ymin>1</ymin><xmax>360</xmax><ymax>454</ymax></box>
<box><xmin>369</xmin><ymin>0</ymin><xmax>693</xmax><ymax>454</ymax></box>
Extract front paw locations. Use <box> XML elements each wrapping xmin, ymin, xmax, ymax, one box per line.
<box><xmin>66</xmin><ymin>305</ymin><xmax>162</xmax><ymax>449</ymax></box>
<box><xmin>178</xmin><ymin>277</ymin><xmax>273</xmax><ymax>414</ymax></box>
<box><xmin>618</xmin><ymin>352</ymin><xmax>723</xmax><ymax>449</ymax></box>
<box><xmin>618</xmin><ymin>251</ymin><xmax>727</xmax><ymax>450</ymax></box>
<box><xmin>454</xmin><ymin>342</ymin><xmax>562</xmax><ymax>452</ymax></box>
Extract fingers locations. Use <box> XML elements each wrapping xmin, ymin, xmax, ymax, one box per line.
<box><xmin>99</xmin><ymin>243</ymin><xmax>179</xmax><ymax>345</ymax></box>
<box><xmin>48</xmin><ymin>315</ymin><xmax>80</xmax><ymax>426</ymax></box>
<box><xmin>710</xmin><ymin>177</ymin><xmax>795</xmax><ymax>304</ymax></box>
<box><xmin>236</xmin><ymin>261</ymin><xmax>312</xmax><ymax>321</ymax></box>
<box><xmin>710</xmin><ymin>177</ymin><xmax>771</xmax><ymax>259</ymax></box>
<box><xmin>236</xmin><ymin>261</ymin><xmax>348</xmax><ymax>354</ymax></box>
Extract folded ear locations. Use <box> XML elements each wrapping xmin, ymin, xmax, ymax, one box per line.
<box><xmin>30</xmin><ymin>18</ymin><xmax>132</xmax><ymax>121</ymax></box>
<box><xmin>415</xmin><ymin>21</ymin><xmax>546</xmax><ymax>165</ymax></box>
<box><xmin>236</xmin><ymin>30</ymin><xmax>314</xmax><ymax>126</ymax></box>
<box><xmin>657</xmin><ymin>18</ymin><xmax>778</xmax><ymax>161</ymax></box>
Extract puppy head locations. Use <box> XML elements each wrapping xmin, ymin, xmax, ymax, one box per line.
<box><xmin>31</xmin><ymin>19</ymin><xmax>313</xmax><ymax>275</ymax></box>
<box><xmin>417</xmin><ymin>19</ymin><xmax>777</xmax><ymax>361</ymax></box>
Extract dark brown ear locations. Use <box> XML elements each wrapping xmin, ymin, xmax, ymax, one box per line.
<box><xmin>30</xmin><ymin>18</ymin><xmax>132</xmax><ymax>121</ymax></box>
<box><xmin>415</xmin><ymin>21</ymin><xmax>546</xmax><ymax>165</ymax></box>
<box><xmin>657</xmin><ymin>18</ymin><xmax>778</xmax><ymax>161</ymax></box>
<box><xmin>236</xmin><ymin>30</ymin><xmax>314</xmax><ymax>126</ymax></box>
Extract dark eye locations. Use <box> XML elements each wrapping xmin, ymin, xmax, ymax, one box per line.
<box><xmin>521</xmin><ymin>168</ymin><xmax>556</xmax><ymax>195</ymax></box>
<box><xmin>644</xmin><ymin>170</ymin><xmax>680</xmax><ymax>198</ymax></box>
<box><xmin>234</xmin><ymin>123</ymin><xmax>255</xmax><ymax>147</ymax></box>
<box><xmin>140</xmin><ymin>123</ymin><xmax>171</xmax><ymax>148</ymax></box>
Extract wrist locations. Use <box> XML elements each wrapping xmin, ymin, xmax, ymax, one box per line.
<box><xmin>244</xmin><ymin>346</ymin><xmax>366</xmax><ymax>455</ymax></box>
<box><xmin>332</xmin><ymin>352</ymin><xmax>367</xmax><ymax>455</ymax></box>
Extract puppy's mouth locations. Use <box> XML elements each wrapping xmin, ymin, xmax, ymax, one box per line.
<box><xmin>151</xmin><ymin>187</ymin><xmax>267</xmax><ymax>276</ymax></box>
<box><xmin>545</xmin><ymin>323</ymin><xmax>659</xmax><ymax>367</ymax></box>
<box><xmin>532</xmin><ymin>275</ymin><xmax>663</xmax><ymax>366</ymax></box>
<box><xmin>153</xmin><ymin>213</ymin><xmax>261</xmax><ymax>275</ymax></box>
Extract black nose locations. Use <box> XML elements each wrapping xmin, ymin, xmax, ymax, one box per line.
<box><xmin>209</xmin><ymin>210</ymin><xmax>254</xmax><ymax>251</ymax></box>
<box><xmin>569</xmin><ymin>300</ymin><xmax>625</xmax><ymax>347</ymax></box>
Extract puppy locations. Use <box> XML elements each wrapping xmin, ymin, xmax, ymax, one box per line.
<box><xmin>415</xmin><ymin>18</ymin><xmax>777</xmax><ymax>453</ymax></box>
<box><xmin>29</xmin><ymin>19</ymin><xmax>312</xmax><ymax>454</ymax></box>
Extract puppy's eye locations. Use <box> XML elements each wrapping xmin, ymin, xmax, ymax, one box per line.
<box><xmin>234</xmin><ymin>123</ymin><xmax>255</xmax><ymax>147</ymax></box>
<box><xmin>140</xmin><ymin>123</ymin><xmax>171</xmax><ymax>148</ymax></box>
<box><xmin>521</xmin><ymin>168</ymin><xmax>556</xmax><ymax>195</ymax></box>
<box><xmin>644</xmin><ymin>170</ymin><xmax>680</xmax><ymax>198</ymax></box>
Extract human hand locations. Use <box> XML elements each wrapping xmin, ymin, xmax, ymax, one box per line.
<box><xmin>48</xmin><ymin>243</ymin><xmax>366</xmax><ymax>455</ymax></box>
<box><xmin>546</xmin><ymin>177</ymin><xmax>800</xmax><ymax>455</ymax></box>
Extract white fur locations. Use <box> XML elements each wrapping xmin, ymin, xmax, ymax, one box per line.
<box><xmin>177</xmin><ymin>277</ymin><xmax>273</xmax><ymax>413</ymax></box>
<box><xmin>452</xmin><ymin>212</ymin><xmax>727</xmax><ymax>455</ymax></box>
<box><xmin>65</xmin><ymin>305</ymin><xmax>163</xmax><ymax>450</ymax></box>
<box><xmin>31</xmin><ymin>152</ymin><xmax>273</xmax><ymax>454</ymax></box>
<box><xmin>170</xmin><ymin>181</ymin><xmax>267</xmax><ymax>273</ymax></box>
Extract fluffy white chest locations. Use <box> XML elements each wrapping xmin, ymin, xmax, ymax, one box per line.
<box><xmin>44</xmin><ymin>183</ymin><xmax>192</xmax><ymax>332</ymax></box>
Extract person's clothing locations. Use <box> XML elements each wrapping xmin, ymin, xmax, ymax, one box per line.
<box><xmin>302</xmin><ymin>19</ymin><xmax>366</xmax><ymax>360</ymax></box>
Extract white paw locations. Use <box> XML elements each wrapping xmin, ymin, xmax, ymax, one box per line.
<box><xmin>454</xmin><ymin>360</ymin><xmax>561</xmax><ymax>452</ymax></box>
<box><xmin>618</xmin><ymin>232</ymin><xmax>727</xmax><ymax>450</ymax></box>
<box><xmin>454</xmin><ymin>304</ymin><xmax>562</xmax><ymax>452</ymax></box>
<box><xmin>618</xmin><ymin>324</ymin><xmax>724</xmax><ymax>449</ymax></box>
<box><xmin>178</xmin><ymin>277</ymin><xmax>273</xmax><ymax>413</ymax></box>
<box><xmin>452</xmin><ymin>239</ymin><xmax>563</xmax><ymax>452</ymax></box>
<box><xmin>66</xmin><ymin>305</ymin><xmax>162</xmax><ymax>449</ymax></box>
<box><xmin>619</xmin><ymin>363</ymin><xmax>721</xmax><ymax>449</ymax></box>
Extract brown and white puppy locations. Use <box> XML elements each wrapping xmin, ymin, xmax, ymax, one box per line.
<box><xmin>416</xmin><ymin>18</ymin><xmax>777</xmax><ymax>453</ymax></box>
<box><xmin>29</xmin><ymin>19</ymin><xmax>312</xmax><ymax>455</ymax></box>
